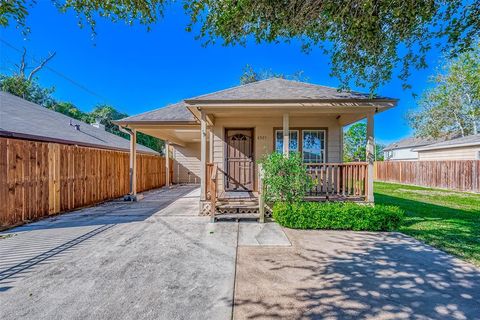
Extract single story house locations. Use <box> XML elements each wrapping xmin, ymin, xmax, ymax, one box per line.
<box><xmin>414</xmin><ymin>134</ymin><xmax>480</xmax><ymax>160</ymax></box>
<box><xmin>115</xmin><ymin>78</ymin><xmax>397</xmax><ymax>218</ymax></box>
<box><xmin>383</xmin><ymin>137</ymin><xmax>441</xmax><ymax>161</ymax></box>
<box><xmin>0</xmin><ymin>91</ymin><xmax>157</xmax><ymax>154</ymax></box>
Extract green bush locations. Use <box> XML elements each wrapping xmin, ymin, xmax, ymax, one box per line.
<box><xmin>273</xmin><ymin>201</ymin><xmax>404</xmax><ymax>231</ymax></box>
<box><xmin>259</xmin><ymin>152</ymin><xmax>313</xmax><ymax>204</ymax></box>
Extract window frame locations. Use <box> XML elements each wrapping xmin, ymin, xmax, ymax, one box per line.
<box><xmin>273</xmin><ymin>127</ymin><xmax>328</xmax><ymax>163</ymax></box>
<box><xmin>274</xmin><ymin>129</ymin><xmax>299</xmax><ymax>154</ymax></box>
<box><xmin>301</xmin><ymin>129</ymin><xmax>327</xmax><ymax>164</ymax></box>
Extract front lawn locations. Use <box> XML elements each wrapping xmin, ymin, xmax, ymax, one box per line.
<box><xmin>375</xmin><ymin>182</ymin><xmax>480</xmax><ymax>266</ymax></box>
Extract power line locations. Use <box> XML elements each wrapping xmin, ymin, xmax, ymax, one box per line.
<box><xmin>0</xmin><ymin>38</ymin><xmax>111</xmax><ymax>103</ymax></box>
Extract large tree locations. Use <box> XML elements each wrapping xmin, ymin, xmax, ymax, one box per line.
<box><xmin>2</xmin><ymin>1</ymin><xmax>479</xmax><ymax>92</ymax></box>
<box><xmin>343</xmin><ymin>123</ymin><xmax>384</xmax><ymax>162</ymax></box>
<box><xmin>408</xmin><ymin>45</ymin><xmax>480</xmax><ymax>138</ymax></box>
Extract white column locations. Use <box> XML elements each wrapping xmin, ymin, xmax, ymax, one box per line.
<box><xmin>165</xmin><ymin>140</ymin><xmax>170</xmax><ymax>187</ymax></box>
<box><xmin>200</xmin><ymin>110</ymin><xmax>207</xmax><ymax>201</ymax></box>
<box><xmin>130</xmin><ymin>129</ymin><xmax>137</xmax><ymax>196</ymax></box>
<box><xmin>283</xmin><ymin>113</ymin><xmax>289</xmax><ymax>157</ymax></box>
<box><xmin>209</xmin><ymin>127</ymin><xmax>214</xmax><ymax>164</ymax></box>
<box><xmin>366</xmin><ymin>112</ymin><xmax>375</xmax><ymax>203</ymax></box>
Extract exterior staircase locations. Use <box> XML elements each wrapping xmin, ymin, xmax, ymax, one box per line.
<box><xmin>213</xmin><ymin>198</ymin><xmax>260</xmax><ymax>221</ymax></box>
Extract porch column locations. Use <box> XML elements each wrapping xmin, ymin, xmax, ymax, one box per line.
<box><xmin>366</xmin><ymin>112</ymin><xmax>375</xmax><ymax>202</ymax></box>
<box><xmin>200</xmin><ymin>110</ymin><xmax>207</xmax><ymax>201</ymax></box>
<box><xmin>165</xmin><ymin>140</ymin><xmax>170</xmax><ymax>187</ymax></box>
<box><xmin>283</xmin><ymin>113</ymin><xmax>289</xmax><ymax>157</ymax></box>
<box><xmin>129</xmin><ymin>129</ymin><xmax>137</xmax><ymax>196</ymax></box>
<box><xmin>209</xmin><ymin>127</ymin><xmax>214</xmax><ymax>163</ymax></box>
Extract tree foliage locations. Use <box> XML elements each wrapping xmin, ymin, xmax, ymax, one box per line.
<box><xmin>1</xmin><ymin>1</ymin><xmax>479</xmax><ymax>92</ymax></box>
<box><xmin>0</xmin><ymin>74</ymin><xmax>55</xmax><ymax>106</ymax></box>
<box><xmin>343</xmin><ymin>122</ymin><xmax>384</xmax><ymax>162</ymax></box>
<box><xmin>408</xmin><ymin>45</ymin><xmax>480</xmax><ymax>138</ymax></box>
<box><xmin>239</xmin><ymin>64</ymin><xmax>308</xmax><ymax>85</ymax></box>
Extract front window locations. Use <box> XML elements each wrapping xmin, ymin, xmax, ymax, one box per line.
<box><xmin>275</xmin><ymin>130</ymin><xmax>299</xmax><ymax>153</ymax></box>
<box><xmin>302</xmin><ymin>130</ymin><xmax>325</xmax><ymax>163</ymax></box>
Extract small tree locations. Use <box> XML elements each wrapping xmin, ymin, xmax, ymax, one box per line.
<box><xmin>259</xmin><ymin>152</ymin><xmax>313</xmax><ymax>204</ymax></box>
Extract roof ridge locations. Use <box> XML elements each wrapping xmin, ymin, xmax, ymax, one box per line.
<box><xmin>186</xmin><ymin>78</ymin><xmax>279</xmax><ymax>100</ymax></box>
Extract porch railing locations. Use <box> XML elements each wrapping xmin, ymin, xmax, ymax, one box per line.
<box><xmin>305</xmin><ymin>162</ymin><xmax>368</xmax><ymax>199</ymax></box>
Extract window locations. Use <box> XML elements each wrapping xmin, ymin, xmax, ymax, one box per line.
<box><xmin>275</xmin><ymin>130</ymin><xmax>299</xmax><ymax>153</ymax></box>
<box><xmin>302</xmin><ymin>130</ymin><xmax>325</xmax><ymax>163</ymax></box>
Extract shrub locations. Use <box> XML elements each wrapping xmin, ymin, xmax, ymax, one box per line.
<box><xmin>259</xmin><ymin>152</ymin><xmax>313</xmax><ymax>204</ymax></box>
<box><xmin>273</xmin><ymin>201</ymin><xmax>404</xmax><ymax>231</ymax></box>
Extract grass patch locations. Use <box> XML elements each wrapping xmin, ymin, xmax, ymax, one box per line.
<box><xmin>375</xmin><ymin>182</ymin><xmax>480</xmax><ymax>266</ymax></box>
<box><xmin>273</xmin><ymin>201</ymin><xmax>404</xmax><ymax>231</ymax></box>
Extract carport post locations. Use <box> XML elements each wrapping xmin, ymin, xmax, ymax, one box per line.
<box><xmin>130</xmin><ymin>128</ymin><xmax>137</xmax><ymax>196</ymax></box>
<box><xmin>165</xmin><ymin>140</ymin><xmax>170</xmax><ymax>187</ymax></box>
<box><xmin>200</xmin><ymin>110</ymin><xmax>207</xmax><ymax>201</ymax></box>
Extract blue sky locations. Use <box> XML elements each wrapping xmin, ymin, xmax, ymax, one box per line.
<box><xmin>0</xmin><ymin>2</ymin><xmax>444</xmax><ymax>145</ymax></box>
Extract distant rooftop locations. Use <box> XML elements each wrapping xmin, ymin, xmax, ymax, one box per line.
<box><xmin>414</xmin><ymin>134</ymin><xmax>480</xmax><ymax>152</ymax></box>
<box><xmin>0</xmin><ymin>91</ymin><xmax>157</xmax><ymax>154</ymax></box>
<box><xmin>383</xmin><ymin>136</ymin><xmax>443</xmax><ymax>151</ymax></box>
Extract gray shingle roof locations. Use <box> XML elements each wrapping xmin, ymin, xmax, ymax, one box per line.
<box><xmin>383</xmin><ymin>137</ymin><xmax>442</xmax><ymax>151</ymax></box>
<box><xmin>0</xmin><ymin>91</ymin><xmax>157</xmax><ymax>154</ymax></box>
<box><xmin>118</xmin><ymin>101</ymin><xmax>196</xmax><ymax>123</ymax></box>
<box><xmin>414</xmin><ymin>134</ymin><xmax>480</xmax><ymax>151</ymax></box>
<box><xmin>187</xmin><ymin>78</ymin><xmax>394</xmax><ymax>102</ymax></box>
<box><xmin>118</xmin><ymin>78</ymin><xmax>396</xmax><ymax>123</ymax></box>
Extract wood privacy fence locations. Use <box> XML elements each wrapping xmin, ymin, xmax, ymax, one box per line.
<box><xmin>374</xmin><ymin>160</ymin><xmax>480</xmax><ymax>193</ymax></box>
<box><xmin>0</xmin><ymin>137</ymin><xmax>172</xmax><ymax>228</ymax></box>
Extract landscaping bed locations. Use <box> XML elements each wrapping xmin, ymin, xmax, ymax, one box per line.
<box><xmin>273</xmin><ymin>201</ymin><xmax>404</xmax><ymax>231</ymax></box>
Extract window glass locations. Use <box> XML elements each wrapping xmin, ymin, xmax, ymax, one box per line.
<box><xmin>302</xmin><ymin>130</ymin><xmax>325</xmax><ymax>163</ymax></box>
<box><xmin>275</xmin><ymin>130</ymin><xmax>299</xmax><ymax>153</ymax></box>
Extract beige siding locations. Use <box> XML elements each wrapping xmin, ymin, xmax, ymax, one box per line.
<box><xmin>212</xmin><ymin>116</ymin><xmax>343</xmax><ymax>193</ymax></box>
<box><xmin>173</xmin><ymin>142</ymin><xmax>201</xmax><ymax>184</ymax></box>
<box><xmin>418</xmin><ymin>146</ymin><xmax>480</xmax><ymax>160</ymax></box>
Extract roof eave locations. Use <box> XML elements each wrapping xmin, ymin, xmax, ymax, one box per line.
<box><xmin>414</xmin><ymin>142</ymin><xmax>480</xmax><ymax>152</ymax></box>
<box><xmin>114</xmin><ymin>120</ymin><xmax>199</xmax><ymax>126</ymax></box>
<box><xmin>184</xmin><ymin>98</ymin><xmax>398</xmax><ymax>105</ymax></box>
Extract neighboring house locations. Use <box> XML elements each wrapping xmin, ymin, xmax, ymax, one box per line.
<box><xmin>414</xmin><ymin>134</ymin><xmax>480</xmax><ymax>160</ymax></box>
<box><xmin>115</xmin><ymin>78</ymin><xmax>397</xmax><ymax>216</ymax></box>
<box><xmin>0</xmin><ymin>91</ymin><xmax>156</xmax><ymax>154</ymax></box>
<box><xmin>383</xmin><ymin>137</ymin><xmax>441</xmax><ymax>160</ymax></box>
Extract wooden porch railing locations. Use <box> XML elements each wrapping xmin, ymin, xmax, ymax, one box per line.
<box><xmin>306</xmin><ymin>162</ymin><xmax>368</xmax><ymax>199</ymax></box>
<box><xmin>206</xmin><ymin>163</ymin><xmax>218</xmax><ymax>221</ymax></box>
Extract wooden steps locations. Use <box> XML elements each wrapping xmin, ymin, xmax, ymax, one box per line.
<box><xmin>214</xmin><ymin>213</ymin><xmax>260</xmax><ymax>222</ymax></box>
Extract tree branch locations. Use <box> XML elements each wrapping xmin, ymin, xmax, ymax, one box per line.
<box><xmin>27</xmin><ymin>52</ymin><xmax>56</xmax><ymax>81</ymax></box>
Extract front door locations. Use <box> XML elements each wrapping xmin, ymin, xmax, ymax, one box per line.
<box><xmin>225</xmin><ymin>129</ymin><xmax>254</xmax><ymax>191</ymax></box>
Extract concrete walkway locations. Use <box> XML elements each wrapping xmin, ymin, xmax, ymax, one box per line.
<box><xmin>2</xmin><ymin>186</ymin><xmax>480</xmax><ymax>320</ymax></box>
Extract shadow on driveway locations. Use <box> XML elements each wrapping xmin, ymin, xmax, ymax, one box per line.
<box><xmin>234</xmin><ymin>230</ymin><xmax>480</xmax><ymax>320</ymax></box>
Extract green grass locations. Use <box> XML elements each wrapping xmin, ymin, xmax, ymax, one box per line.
<box><xmin>375</xmin><ymin>182</ymin><xmax>480</xmax><ymax>266</ymax></box>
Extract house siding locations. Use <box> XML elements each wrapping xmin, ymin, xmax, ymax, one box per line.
<box><xmin>418</xmin><ymin>146</ymin><xmax>480</xmax><ymax>160</ymax></box>
<box><xmin>211</xmin><ymin>116</ymin><xmax>342</xmax><ymax>193</ymax></box>
<box><xmin>173</xmin><ymin>142</ymin><xmax>201</xmax><ymax>184</ymax></box>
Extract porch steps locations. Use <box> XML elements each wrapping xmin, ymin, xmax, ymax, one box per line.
<box><xmin>214</xmin><ymin>213</ymin><xmax>259</xmax><ymax>221</ymax></box>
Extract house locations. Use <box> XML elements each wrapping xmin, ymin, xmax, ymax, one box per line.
<box><xmin>115</xmin><ymin>78</ymin><xmax>397</xmax><ymax>218</ymax></box>
<box><xmin>0</xmin><ymin>91</ymin><xmax>156</xmax><ymax>154</ymax></box>
<box><xmin>414</xmin><ymin>134</ymin><xmax>480</xmax><ymax>160</ymax></box>
<box><xmin>383</xmin><ymin>137</ymin><xmax>441</xmax><ymax>160</ymax></box>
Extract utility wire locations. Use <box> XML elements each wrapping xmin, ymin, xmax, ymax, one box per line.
<box><xmin>0</xmin><ymin>38</ymin><xmax>110</xmax><ymax>103</ymax></box>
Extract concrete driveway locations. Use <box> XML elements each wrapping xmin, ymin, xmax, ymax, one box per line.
<box><xmin>0</xmin><ymin>186</ymin><xmax>238</xmax><ymax>320</ymax></box>
<box><xmin>2</xmin><ymin>185</ymin><xmax>480</xmax><ymax>320</ymax></box>
<box><xmin>234</xmin><ymin>230</ymin><xmax>480</xmax><ymax>320</ymax></box>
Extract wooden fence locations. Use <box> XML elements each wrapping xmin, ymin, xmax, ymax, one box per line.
<box><xmin>374</xmin><ymin>160</ymin><xmax>480</xmax><ymax>193</ymax></box>
<box><xmin>0</xmin><ymin>137</ymin><xmax>173</xmax><ymax>228</ymax></box>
